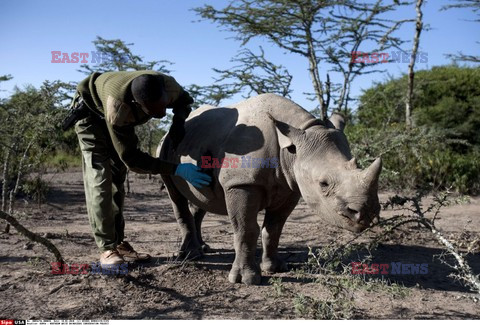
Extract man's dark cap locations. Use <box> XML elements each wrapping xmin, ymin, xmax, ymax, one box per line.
<box><xmin>131</xmin><ymin>74</ymin><xmax>165</xmax><ymax>106</ymax></box>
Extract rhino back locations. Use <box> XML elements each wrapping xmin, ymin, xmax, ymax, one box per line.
<box><xmin>160</xmin><ymin>94</ymin><xmax>316</xmax><ymax>213</ymax></box>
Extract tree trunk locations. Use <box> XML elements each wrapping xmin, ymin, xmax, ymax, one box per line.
<box><xmin>406</xmin><ymin>0</ymin><xmax>424</xmax><ymax>128</ymax></box>
<box><xmin>8</xmin><ymin>140</ymin><xmax>34</xmax><ymax>214</ymax></box>
<box><xmin>1</xmin><ymin>148</ymin><xmax>12</xmax><ymax>212</ymax></box>
<box><xmin>307</xmin><ymin>56</ymin><xmax>326</xmax><ymax>120</ymax></box>
<box><xmin>1</xmin><ymin>148</ymin><xmax>12</xmax><ymax>233</ymax></box>
<box><xmin>305</xmin><ymin>25</ymin><xmax>326</xmax><ymax>120</ymax></box>
<box><xmin>337</xmin><ymin>71</ymin><xmax>351</xmax><ymax>114</ymax></box>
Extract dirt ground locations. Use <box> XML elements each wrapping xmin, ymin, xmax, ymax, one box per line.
<box><xmin>0</xmin><ymin>170</ymin><xmax>479</xmax><ymax>320</ymax></box>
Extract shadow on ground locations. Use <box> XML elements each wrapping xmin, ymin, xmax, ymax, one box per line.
<box><xmin>140</xmin><ymin>243</ymin><xmax>479</xmax><ymax>293</ymax></box>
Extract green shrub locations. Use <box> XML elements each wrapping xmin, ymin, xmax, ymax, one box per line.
<box><xmin>46</xmin><ymin>151</ymin><xmax>82</xmax><ymax>170</ymax></box>
<box><xmin>346</xmin><ymin>124</ymin><xmax>480</xmax><ymax>194</ymax></box>
<box><xmin>22</xmin><ymin>176</ymin><xmax>50</xmax><ymax>205</ymax></box>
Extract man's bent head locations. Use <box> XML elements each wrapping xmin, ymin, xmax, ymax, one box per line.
<box><xmin>131</xmin><ymin>74</ymin><xmax>169</xmax><ymax>118</ymax></box>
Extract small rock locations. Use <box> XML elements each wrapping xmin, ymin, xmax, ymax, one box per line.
<box><xmin>23</xmin><ymin>242</ymin><xmax>34</xmax><ymax>250</ymax></box>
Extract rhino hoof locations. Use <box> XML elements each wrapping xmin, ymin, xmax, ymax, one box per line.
<box><xmin>261</xmin><ymin>258</ymin><xmax>288</xmax><ymax>273</ymax></box>
<box><xmin>228</xmin><ymin>267</ymin><xmax>261</xmax><ymax>285</ymax></box>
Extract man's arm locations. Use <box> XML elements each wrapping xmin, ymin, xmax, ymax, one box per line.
<box><xmin>106</xmin><ymin>121</ymin><xmax>177</xmax><ymax>175</ymax></box>
<box><xmin>106</xmin><ymin>121</ymin><xmax>211</xmax><ymax>188</ymax></box>
<box><xmin>163</xmin><ymin>74</ymin><xmax>193</xmax><ymax>117</ymax></box>
<box><xmin>163</xmin><ymin>75</ymin><xmax>186</xmax><ymax>104</ymax></box>
<box><xmin>162</xmin><ymin>75</ymin><xmax>194</xmax><ymax>150</ymax></box>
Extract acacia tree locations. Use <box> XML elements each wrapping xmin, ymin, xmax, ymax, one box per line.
<box><xmin>441</xmin><ymin>0</ymin><xmax>480</xmax><ymax>63</ymax></box>
<box><xmin>185</xmin><ymin>47</ymin><xmax>293</xmax><ymax>109</ymax></box>
<box><xmin>78</xmin><ymin>36</ymin><xmax>173</xmax><ymax>74</ymax></box>
<box><xmin>0</xmin><ymin>75</ymin><xmax>13</xmax><ymax>232</ymax></box>
<box><xmin>0</xmin><ymin>75</ymin><xmax>12</xmax><ymax>83</ymax></box>
<box><xmin>323</xmin><ymin>0</ymin><xmax>412</xmax><ymax>114</ymax></box>
<box><xmin>195</xmin><ymin>0</ymin><xmax>412</xmax><ymax>120</ymax></box>
<box><xmin>0</xmin><ymin>78</ymin><xmax>66</xmax><ymax>261</ymax></box>
<box><xmin>213</xmin><ymin>47</ymin><xmax>293</xmax><ymax>98</ymax></box>
<box><xmin>195</xmin><ymin>0</ymin><xmax>330</xmax><ymax>119</ymax></box>
<box><xmin>186</xmin><ymin>83</ymin><xmax>236</xmax><ymax>108</ymax></box>
<box><xmin>0</xmin><ymin>82</ymin><xmax>65</xmax><ymax>232</ymax></box>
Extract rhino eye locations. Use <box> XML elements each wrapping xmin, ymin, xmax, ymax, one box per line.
<box><xmin>320</xmin><ymin>181</ymin><xmax>329</xmax><ymax>189</ymax></box>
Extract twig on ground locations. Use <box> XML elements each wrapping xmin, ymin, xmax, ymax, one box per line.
<box><xmin>0</xmin><ymin>210</ymin><xmax>64</xmax><ymax>264</ymax></box>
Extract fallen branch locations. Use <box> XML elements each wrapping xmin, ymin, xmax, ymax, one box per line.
<box><xmin>0</xmin><ymin>210</ymin><xmax>64</xmax><ymax>264</ymax></box>
<box><xmin>379</xmin><ymin>193</ymin><xmax>480</xmax><ymax>295</ymax></box>
<box><xmin>410</xmin><ymin>195</ymin><xmax>480</xmax><ymax>295</ymax></box>
<box><xmin>48</xmin><ymin>278</ymin><xmax>82</xmax><ymax>295</ymax></box>
<box><xmin>309</xmin><ymin>191</ymin><xmax>480</xmax><ymax>296</ymax></box>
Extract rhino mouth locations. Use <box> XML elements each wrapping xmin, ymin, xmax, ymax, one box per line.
<box><xmin>310</xmin><ymin>202</ymin><xmax>373</xmax><ymax>232</ymax></box>
<box><xmin>339</xmin><ymin>213</ymin><xmax>373</xmax><ymax>233</ymax></box>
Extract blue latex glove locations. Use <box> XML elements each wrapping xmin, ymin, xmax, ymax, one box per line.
<box><xmin>175</xmin><ymin>163</ymin><xmax>212</xmax><ymax>188</ymax></box>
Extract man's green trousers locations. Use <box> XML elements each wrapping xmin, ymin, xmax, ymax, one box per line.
<box><xmin>75</xmin><ymin>115</ymin><xmax>127</xmax><ymax>252</ymax></box>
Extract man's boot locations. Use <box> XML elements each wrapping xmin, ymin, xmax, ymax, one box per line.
<box><xmin>100</xmin><ymin>249</ymin><xmax>125</xmax><ymax>265</ymax></box>
<box><xmin>117</xmin><ymin>241</ymin><xmax>151</xmax><ymax>262</ymax></box>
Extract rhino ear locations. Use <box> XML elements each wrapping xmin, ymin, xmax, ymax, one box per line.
<box><xmin>327</xmin><ymin>112</ymin><xmax>346</xmax><ymax>132</ymax></box>
<box><xmin>267</xmin><ymin>113</ymin><xmax>304</xmax><ymax>150</ymax></box>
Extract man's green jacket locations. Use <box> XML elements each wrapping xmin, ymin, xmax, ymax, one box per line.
<box><xmin>77</xmin><ymin>70</ymin><xmax>192</xmax><ymax>175</ymax></box>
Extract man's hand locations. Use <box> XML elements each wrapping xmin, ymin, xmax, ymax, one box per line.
<box><xmin>175</xmin><ymin>163</ymin><xmax>212</xmax><ymax>188</ymax></box>
<box><xmin>169</xmin><ymin>102</ymin><xmax>192</xmax><ymax>151</ymax></box>
<box><xmin>169</xmin><ymin>117</ymin><xmax>185</xmax><ymax>151</ymax></box>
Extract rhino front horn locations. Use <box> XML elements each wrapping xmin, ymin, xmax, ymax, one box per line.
<box><xmin>364</xmin><ymin>157</ymin><xmax>382</xmax><ymax>184</ymax></box>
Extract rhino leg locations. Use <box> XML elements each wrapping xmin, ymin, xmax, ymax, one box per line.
<box><xmin>225</xmin><ymin>186</ymin><xmax>263</xmax><ymax>285</ymax></box>
<box><xmin>189</xmin><ymin>204</ymin><xmax>210</xmax><ymax>252</ymax></box>
<box><xmin>162</xmin><ymin>176</ymin><xmax>203</xmax><ymax>260</ymax></box>
<box><xmin>260</xmin><ymin>199</ymin><xmax>299</xmax><ymax>273</ymax></box>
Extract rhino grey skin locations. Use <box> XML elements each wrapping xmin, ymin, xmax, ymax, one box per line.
<box><xmin>158</xmin><ymin>93</ymin><xmax>381</xmax><ymax>285</ymax></box>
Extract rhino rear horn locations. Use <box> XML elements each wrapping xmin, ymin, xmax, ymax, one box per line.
<box><xmin>363</xmin><ymin>157</ymin><xmax>382</xmax><ymax>185</ymax></box>
<box><xmin>267</xmin><ymin>113</ymin><xmax>305</xmax><ymax>149</ymax></box>
<box><xmin>346</xmin><ymin>158</ymin><xmax>358</xmax><ymax>170</ymax></box>
<box><xmin>327</xmin><ymin>112</ymin><xmax>346</xmax><ymax>132</ymax></box>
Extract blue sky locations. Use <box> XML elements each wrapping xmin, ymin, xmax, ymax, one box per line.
<box><xmin>0</xmin><ymin>0</ymin><xmax>478</xmax><ymax>111</ymax></box>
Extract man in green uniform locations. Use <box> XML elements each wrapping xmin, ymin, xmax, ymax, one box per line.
<box><xmin>72</xmin><ymin>70</ymin><xmax>211</xmax><ymax>265</ymax></box>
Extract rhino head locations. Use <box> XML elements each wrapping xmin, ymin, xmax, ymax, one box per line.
<box><xmin>273</xmin><ymin>114</ymin><xmax>381</xmax><ymax>233</ymax></box>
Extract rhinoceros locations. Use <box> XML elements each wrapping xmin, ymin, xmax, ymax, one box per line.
<box><xmin>158</xmin><ymin>93</ymin><xmax>381</xmax><ymax>285</ymax></box>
